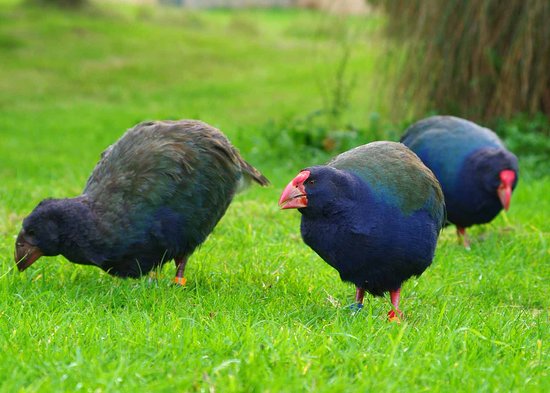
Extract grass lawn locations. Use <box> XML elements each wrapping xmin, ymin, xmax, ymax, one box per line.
<box><xmin>0</xmin><ymin>1</ymin><xmax>548</xmax><ymax>392</ymax></box>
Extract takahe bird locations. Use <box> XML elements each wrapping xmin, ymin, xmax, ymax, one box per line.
<box><xmin>401</xmin><ymin>116</ymin><xmax>518</xmax><ymax>248</ymax></box>
<box><xmin>15</xmin><ymin>120</ymin><xmax>269</xmax><ymax>284</ymax></box>
<box><xmin>278</xmin><ymin>142</ymin><xmax>445</xmax><ymax>321</ymax></box>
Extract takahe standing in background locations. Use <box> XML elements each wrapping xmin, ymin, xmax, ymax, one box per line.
<box><xmin>15</xmin><ymin>120</ymin><xmax>269</xmax><ymax>284</ymax></box>
<box><xmin>401</xmin><ymin>116</ymin><xmax>518</xmax><ymax>248</ymax></box>
<box><xmin>278</xmin><ymin>142</ymin><xmax>445</xmax><ymax>321</ymax></box>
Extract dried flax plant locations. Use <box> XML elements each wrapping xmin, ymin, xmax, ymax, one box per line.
<box><xmin>372</xmin><ymin>0</ymin><xmax>550</xmax><ymax>122</ymax></box>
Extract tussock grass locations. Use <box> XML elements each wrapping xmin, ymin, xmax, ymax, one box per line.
<box><xmin>373</xmin><ymin>0</ymin><xmax>550</xmax><ymax>122</ymax></box>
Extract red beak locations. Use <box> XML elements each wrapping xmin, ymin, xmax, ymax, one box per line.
<box><xmin>278</xmin><ymin>170</ymin><xmax>310</xmax><ymax>209</ymax></box>
<box><xmin>497</xmin><ymin>170</ymin><xmax>515</xmax><ymax>211</ymax></box>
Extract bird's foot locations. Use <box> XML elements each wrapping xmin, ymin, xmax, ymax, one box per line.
<box><xmin>387</xmin><ymin>309</ymin><xmax>403</xmax><ymax>323</ymax></box>
<box><xmin>457</xmin><ymin>227</ymin><xmax>471</xmax><ymax>250</ymax></box>
<box><xmin>348</xmin><ymin>303</ymin><xmax>364</xmax><ymax>312</ymax></box>
<box><xmin>173</xmin><ymin>276</ymin><xmax>187</xmax><ymax>286</ymax></box>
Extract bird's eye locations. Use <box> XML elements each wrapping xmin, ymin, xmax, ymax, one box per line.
<box><xmin>307</xmin><ymin>179</ymin><xmax>315</xmax><ymax>185</ymax></box>
<box><xmin>26</xmin><ymin>229</ymin><xmax>35</xmax><ymax>237</ymax></box>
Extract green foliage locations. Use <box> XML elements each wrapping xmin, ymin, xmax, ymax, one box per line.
<box><xmin>260</xmin><ymin>110</ymin><xmax>403</xmax><ymax>160</ymax></box>
<box><xmin>27</xmin><ymin>0</ymin><xmax>87</xmax><ymax>8</ymax></box>
<box><xmin>494</xmin><ymin>113</ymin><xmax>550</xmax><ymax>178</ymax></box>
<box><xmin>0</xmin><ymin>3</ymin><xmax>548</xmax><ymax>392</ymax></box>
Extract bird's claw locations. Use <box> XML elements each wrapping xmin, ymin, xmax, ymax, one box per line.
<box><xmin>348</xmin><ymin>303</ymin><xmax>364</xmax><ymax>312</ymax></box>
<box><xmin>173</xmin><ymin>276</ymin><xmax>187</xmax><ymax>286</ymax></box>
<box><xmin>387</xmin><ymin>309</ymin><xmax>403</xmax><ymax>323</ymax></box>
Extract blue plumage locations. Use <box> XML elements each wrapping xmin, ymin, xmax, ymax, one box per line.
<box><xmin>279</xmin><ymin>142</ymin><xmax>445</xmax><ymax>319</ymax></box>
<box><xmin>401</xmin><ymin>116</ymin><xmax>518</xmax><ymax>245</ymax></box>
<box><xmin>300</xmin><ymin>167</ymin><xmax>441</xmax><ymax>296</ymax></box>
<box><xmin>15</xmin><ymin>120</ymin><xmax>269</xmax><ymax>283</ymax></box>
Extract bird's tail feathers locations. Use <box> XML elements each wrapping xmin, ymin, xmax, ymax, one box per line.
<box><xmin>238</xmin><ymin>159</ymin><xmax>270</xmax><ymax>191</ymax></box>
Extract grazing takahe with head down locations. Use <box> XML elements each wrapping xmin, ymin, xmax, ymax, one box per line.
<box><xmin>278</xmin><ymin>142</ymin><xmax>445</xmax><ymax>321</ymax></box>
<box><xmin>401</xmin><ymin>116</ymin><xmax>519</xmax><ymax>248</ymax></box>
<box><xmin>15</xmin><ymin>120</ymin><xmax>269</xmax><ymax>284</ymax></box>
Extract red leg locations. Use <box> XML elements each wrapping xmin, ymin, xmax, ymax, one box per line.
<box><xmin>457</xmin><ymin>226</ymin><xmax>471</xmax><ymax>250</ymax></box>
<box><xmin>173</xmin><ymin>256</ymin><xmax>188</xmax><ymax>286</ymax></box>
<box><xmin>356</xmin><ymin>287</ymin><xmax>365</xmax><ymax>304</ymax></box>
<box><xmin>388</xmin><ymin>288</ymin><xmax>403</xmax><ymax>322</ymax></box>
<box><xmin>350</xmin><ymin>287</ymin><xmax>365</xmax><ymax>311</ymax></box>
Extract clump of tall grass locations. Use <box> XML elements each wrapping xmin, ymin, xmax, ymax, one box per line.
<box><xmin>372</xmin><ymin>0</ymin><xmax>550</xmax><ymax>123</ymax></box>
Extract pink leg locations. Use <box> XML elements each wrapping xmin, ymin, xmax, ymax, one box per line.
<box><xmin>173</xmin><ymin>256</ymin><xmax>188</xmax><ymax>286</ymax></box>
<box><xmin>457</xmin><ymin>226</ymin><xmax>471</xmax><ymax>249</ymax></box>
<box><xmin>387</xmin><ymin>288</ymin><xmax>403</xmax><ymax>322</ymax></box>
<box><xmin>355</xmin><ymin>287</ymin><xmax>365</xmax><ymax>304</ymax></box>
<box><xmin>350</xmin><ymin>287</ymin><xmax>365</xmax><ymax>311</ymax></box>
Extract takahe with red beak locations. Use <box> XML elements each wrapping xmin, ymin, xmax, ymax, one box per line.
<box><xmin>279</xmin><ymin>142</ymin><xmax>445</xmax><ymax>321</ymax></box>
<box><xmin>15</xmin><ymin>120</ymin><xmax>269</xmax><ymax>284</ymax></box>
<box><xmin>401</xmin><ymin>116</ymin><xmax>519</xmax><ymax>248</ymax></box>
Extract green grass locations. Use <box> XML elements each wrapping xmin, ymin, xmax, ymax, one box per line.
<box><xmin>0</xmin><ymin>1</ymin><xmax>549</xmax><ymax>392</ymax></box>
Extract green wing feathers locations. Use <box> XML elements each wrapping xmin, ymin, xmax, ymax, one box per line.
<box><xmin>84</xmin><ymin>120</ymin><xmax>269</xmax><ymax>211</ymax></box>
<box><xmin>328</xmin><ymin>141</ymin><xmax>445</xmax><ymax>224</ymax></box>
